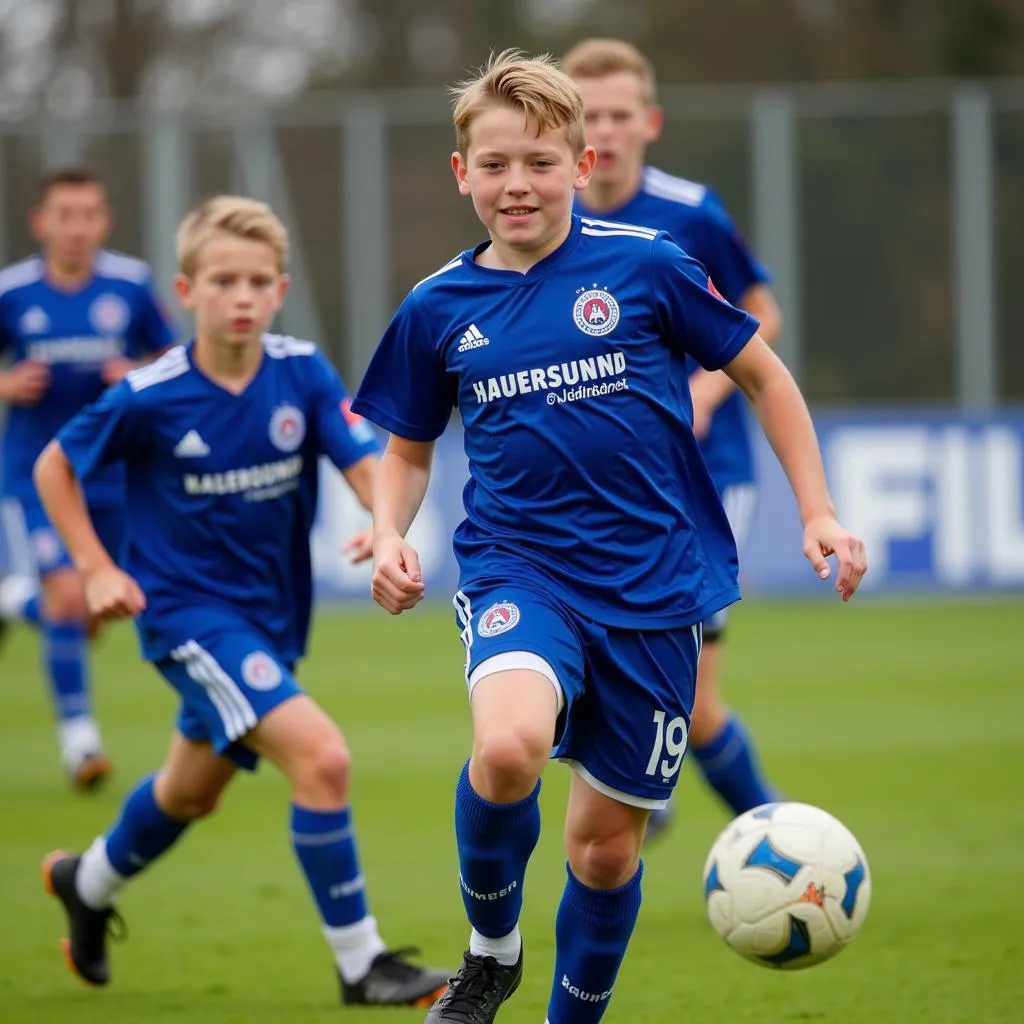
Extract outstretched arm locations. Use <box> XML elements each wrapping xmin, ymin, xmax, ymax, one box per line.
<box><xmin>689</xmin><ymin>284</ymin><xmax>782</xmax><ymax>437</ymax></box>
<box><xmin>33</xmin><ymin>441</ymin><xmax>146</xmax><ymax>619</ymax></box>
<box><xmin>370</xmin><ymin>436</ymin><xmax>435</xmax><ymax>615</ymax></box>
<box><xmin>722</xmin><ymin>335</ymin><xmax>867</xmax><ymax>600</ymax></box>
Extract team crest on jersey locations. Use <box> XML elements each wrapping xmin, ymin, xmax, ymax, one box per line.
<box><xmin>269</xmin><ymin>404</ymin><xmax>306</xmax><ymax>452</ymax></box>
<box><xmin>19</xmin><ymin>305</ymin><xmax>50</xmax><ymax>334</ymax></box>
<box><xmin>477</xmin><ymin>601</ymin><xmax>521</xmax><ymax>638</ymax></box>
<box><xmin>573</xmin><ymin>288</ymin><xmax>620</xmax><ymax>337</ymax></box>
<box><xmin>90</xmin><ymin>293</ymin><xmax>130</xmax><ymax>335</ymax></box>
<box><xmin>241</xmin><ymin>652</ymin><xmax>283</xmax><ymax>691</ymax></box>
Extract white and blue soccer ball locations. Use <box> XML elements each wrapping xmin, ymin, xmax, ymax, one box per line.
<box><xmin>702</xmin><ymin>802</ymin><xmax>871</xmax><ymax>969</ymax></box>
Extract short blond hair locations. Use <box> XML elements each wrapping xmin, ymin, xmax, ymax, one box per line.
<box><xmin>561</xmin><ymin>39</ymin><xmax>657</xmax><ymax>103</ymax></box>
<box><xmin>451</xmin><ymin>49</ymin><xmax>586</xmax><ymax>156</ymax></box>
<box><xmin>176</xmin><ymin>195</ymin><xmax>288</xmax><ymax>276</ymax></box>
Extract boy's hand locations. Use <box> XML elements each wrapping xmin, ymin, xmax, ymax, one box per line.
<box><xmin>371</xmin><ymin>532</ymin><xmax>425</xmax><ymax>615</ymax></box>
<box><xmin>342</xmin><ymin>526</ymin><xmax>373</xmax><ymax>564</ymax></box>
<box><xmin>83</xmin><ymin>565</ymin><xmax>147</xmax><ymax>621</ymax></box>
<box><xmin>802</xmin><ymin>516</ymin><xmax>868</xmax><ymax>601</ymax></box>
<box><xmin>2</xmin><ymin>361</ymin><xmax>51</xmax><ymax>405</ymax></box>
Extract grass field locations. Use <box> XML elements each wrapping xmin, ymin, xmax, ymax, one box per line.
<box><xmin>2</xmin><ymin>599</ymin><xmax>1023</xmax><ymax>1023</ymax></box>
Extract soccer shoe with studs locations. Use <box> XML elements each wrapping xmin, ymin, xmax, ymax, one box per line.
<box><xmin>423</xmin><ymin>948</ymin><xmax>523</xmax><ymax>1023</ymax></box>
<box><xmin>340</xmin><ymin>947</ymin><xmax>450</xmax><ymax>1007</ymax></box>
<box><xmin>41</xmin><ymin>851</ymin><xmax>125</xmax><ymax>986</ymax></box>
<box><xmin>70</xmin><ymin>751</ymin><xmax>113</xmax><ymax>792</ymax></box>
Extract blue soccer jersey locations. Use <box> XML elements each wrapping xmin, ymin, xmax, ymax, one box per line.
<box><xmin>576</xmin><ymin>168</ymin><xmax>771</xmax><ymax>488</ymax></box>
<box><xmin>353</xmin><ymin>215</ymin><xmax>760</xmax><ymax>629</ymax></box>
<box><xmin>56</xmin><ymin>335</ymin><xmax>379</xmax><ymax>664</ymax></box>
<box><xmin>0</xmin><ymin>251</ymin><xmax>177</xmax><ymax>506</ymax></box>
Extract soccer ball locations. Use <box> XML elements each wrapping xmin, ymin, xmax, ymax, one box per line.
<box><xmin>702</xmin><ymin>802</ymin><xmax>871</xmax><ymax>969</ymax></box>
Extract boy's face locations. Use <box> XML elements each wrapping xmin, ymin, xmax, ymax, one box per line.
<box><xmin>174</xmin><ymin>233</ymin><xmax>288</xmax><ymax>347</ymax></box>
<box><xmin>31</xmin><ymin>183</ymin><xmax>111</xmax><ymax>269</ymax></box>
<box><xmin>574</xmin><ymin>72</ymin><xmax>662</xmax><ymax>190</ymax></box>
<box><xmin>452</xmin><ymin>104</ymin><xmax>596</xmax><ymax>260</ymax></box>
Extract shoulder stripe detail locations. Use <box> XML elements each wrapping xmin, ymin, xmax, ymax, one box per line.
<box><xmin>415</xmin><ymin>256</ymin><xmax>462</xmax><ymax>289</ymax></box>
<box><xmin>582</xmin><ymin>226</ymin><xmax>659</xmax><ymax>241</ymax></box>
<box><xmin>580</xmin><ymin>216</ymin><xmax>657</xmax><ymax>236</ymax></box>
<box><xmin>126</xmin><ymin>346</ymin><xmax>190</xmax><ymax>392</ymax></box>
<box><xmin>263</xmin><ymin>333</ymin><xmax>317</xmax><ymax>358</ymax></box>
<box><xmin>642</xmin><ymin>168</ymin><xmax>707</xmax><ymax>207</ymax></box>
<box><xmin>95</xmin><ymin>250</ymin><xmax>153</xmax><ymax>285</ymax></box>
<box><xmin>0</xmin><ymin>257</ymin><xmax>44</xmax><ymax>297</ymax></box>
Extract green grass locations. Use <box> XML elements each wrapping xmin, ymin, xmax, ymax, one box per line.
<box><xmin>2</xmin><ymin>599</ymin><xmax>1023</xmax><ymax>1023</ymax></box>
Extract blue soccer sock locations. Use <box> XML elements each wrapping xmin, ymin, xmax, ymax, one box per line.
<box><xmin>23</xmin><ymin>594</ymin><xmax>40</xmax><ymax>627</ymax></box>
<box><xmin>456</xmin><ymin>760</ymin><xmax>541</xmax><ymax>961</ymax></box>
<box><xmin>42</xmin><ymin>620</ymin><xmax>91</xmax><ymax>721</ymax></box>
<box><xmin>291</xmin><ymin>804</ymin><xmax>369</xmax><ymax>927</ymax></box>
<box><xmin>291</xmin><ymin>804</ymin><xmax>387</xmax><ymax>982</ymax></box>
<box><xmin>75</xmin><ymin>774</ymin><xmax>191</xmax><ymax>909</ymax></box>
<box><xmin>546</xmin><ymin>863</ymin><xmax>644</xmax><ymax>1024</ymax></box>
<box><xmin>691</xmin><ymin>715</ymin><xmax>776</xmax><ymax>815</ymax></box>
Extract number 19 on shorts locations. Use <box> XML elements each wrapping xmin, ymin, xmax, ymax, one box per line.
<box><xmin>645</xmin><ymin>709</ymin><xmax>688</xmax><ymax>781</ymax></box>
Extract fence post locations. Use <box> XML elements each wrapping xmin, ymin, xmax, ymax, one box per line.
<box><xmin>952</xmin><ymin>85</ymin><xmax>996</xmax><ymax>411</ymax></box>
<box><xmin>751</xmin><ymin>90</ymin><xmax>802</xmax><ymax>382</ymax></box>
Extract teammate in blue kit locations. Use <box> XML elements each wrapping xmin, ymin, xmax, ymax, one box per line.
<box><xmin>565</xmin><ymin>38</ymin><xmax>785</xmax><ymax>839</ymax></box>
<box><xmin>33</xmin><ymin>195</ymin><xmax>449</xmax><ymax>1005</ymax></box>
<box><xmin>352</xmin><ymin>52</ymin><xmax>866</xmax><ymax>1024</ymax></box>
<box><xmin>0</xmin><ymin>165</ymin><xmax>176</xmax><ymax>787</ymax></box>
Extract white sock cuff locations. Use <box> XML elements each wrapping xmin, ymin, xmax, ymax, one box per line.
<box><xmin>76</xmin><ymin>837</ymin><xmax>126</xmax><ymax>910</ymax></box>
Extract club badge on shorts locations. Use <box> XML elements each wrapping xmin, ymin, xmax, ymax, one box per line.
<box><xmin>241</xmin><ymin>652</ymin><xmax>282</xmax><ymax>691</ymax></box>
<box><xmin>477</xmin><ymin>601</ymin><xmax>521</xmax><ymax>638</ymax></box>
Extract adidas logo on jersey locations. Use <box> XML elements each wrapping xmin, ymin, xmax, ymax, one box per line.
<box><xmin>173</xmin><ymin>430</ymin><xmax>211</xmax><ymax>458</ymax></box>
<box><xmin>457</xmin><ymin>323</ymin><xmax>489</xmax><ymax>352</ymax></box>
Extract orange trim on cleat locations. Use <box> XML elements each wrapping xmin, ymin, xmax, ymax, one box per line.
<box><xmin>41</xmin><ymin>849</ymin><xmax>70</xmax><ymax>896</ymax></box>
<box><xmin>72</xmin><ymin>754</ymin><xmax>112</xmax><ymax>791</ymax></box>
<box><xmin>413</xmin><ymin>983</ymin><xmax>449</xmax><ymax>1008</ymax></box>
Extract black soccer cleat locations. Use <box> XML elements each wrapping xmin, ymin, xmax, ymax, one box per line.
<box><xmin>41</xmin><ymin>850</ymin><xmax>125</xmax><ymax>986</ymax></box>
<box><xmin>340</xmin><ymin>947</ymin><xmax>450</xmax><ymax>1007</ymax></box>
<box><xmin>423</xmin><ymin>949</ymin><xmax>523</xmax><ymax>1023</ymax></box>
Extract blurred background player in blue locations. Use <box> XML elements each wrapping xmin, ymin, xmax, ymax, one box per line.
<box><xmin>0</xmin><ymin>165</ymin><xmax>177</xmax><ymax>789</ymax></box>
<box><xmin>33</xmin><ymin>195</ymin><xmax>449</xmax><ymax>1006</ymax></box>
<box><xmin>354</xmin><ymin>51</ymin><xmax>865</xmax><ymax>1024</ymax></box>
<box><xmin>565</xmin><ymin>39</ymin><xmax>785</xmax><ymax>839</ymax></box>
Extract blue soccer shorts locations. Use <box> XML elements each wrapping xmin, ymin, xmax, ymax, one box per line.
<box><xmin>703</xmin><ymin>482</ymin><xmax>758</xmax><ymax>638</ymax></box>
<box><xmin>156</xmin><ymin>626</ymin><xmax>302</xmax><ymax>770</ymax></box>
<box><xmin>1</xmin><ymin>496</ymin><xmax>124</xmax><ymax>578</ymax></box>
<box><xmin>453</xmin><ymin>582</ymin><xmax>703</xmax><ymax>809</ymax></box>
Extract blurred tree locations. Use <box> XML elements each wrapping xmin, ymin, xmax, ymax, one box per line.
<box><xmin>0</xmin><ymin>0</ymin><xmax>1020</xmax><ymax>116</ymax></box>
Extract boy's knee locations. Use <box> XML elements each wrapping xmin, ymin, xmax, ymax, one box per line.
<box><xmin>42</xmin><ymin>573</ymin><xmax>87</xmax><ymax>623</ymax></box>
<box><xmin>294</xmin><ymin>743</ymin><xmax>352</xmax><ymax>806</ymax></box>
<box><xmin>473</xmin><ymin>727</ymin><xmax>547</xmax><ymax>799</ymax></box>
<box><xmin>156</xmin><ymin>786</ymin><xmax>221</xmax><ymax>822</ymax></box>
<box><xmin>566</xmin><ymin>826</ymin><xmax>643</xmax><ymax>890</ymax></box>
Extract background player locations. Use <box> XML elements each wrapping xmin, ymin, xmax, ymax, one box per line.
<box><xmin>564</xmin><ymin>38</ymin><xmax>785</xmax><ymax>837</ymax></box>
<box><xmin>0</xmin><ymin>165</ymin><xmax>176</xmax><ymax>788</ymax></box>
<box><xmin>33</xmin><ymin>195</ymin><xmax>449</xmax><ymax>1006</ymax></box>
<box><xmin>353</xmin><ymin>51</ymin><xmax>865</xmax><ymax>1024</ymax></box>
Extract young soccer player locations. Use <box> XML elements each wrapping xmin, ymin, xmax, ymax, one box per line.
<box><xmin>34</xmin><ymin>195</ymin><xmax>450</xmax><ymax>1006</ymax></box>
<box><xmin>564</xmin><ymin>38</ymin><xmax>785</xmax><ymax>838</ymax></box>
<box><xmin>352</xmin><ymin>51</ymin><xmax>866</xmax><ymax>1024</ymax></box>
<box><xmin>0</xmin><ymin>165</ymin><xmax>176</xmax><ymax>788</ymax></box>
